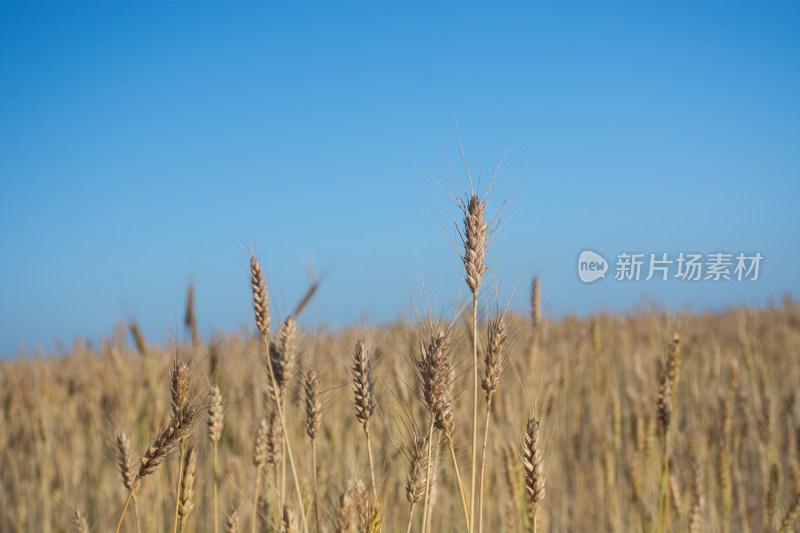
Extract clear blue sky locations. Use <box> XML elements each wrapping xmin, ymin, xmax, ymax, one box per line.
<box><xmin>1</xmin><ymin>2</ymin><xmax>798</xmax><ymax>357</ymax></box>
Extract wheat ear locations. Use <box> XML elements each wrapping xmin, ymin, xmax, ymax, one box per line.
<box><xmin>523</xmin><ymin>418</ymin><xmax>545</xmax><ymax>533</ymax></box>
<box><xmin>224</xmin><ymin>507</ymin><xmax>240</xmax><ymax>533</ymax></box>
<box><xmin>405</xmin><ymin>435</ymin><xmax>429</xmax><ymax>533</ymax></box>
<box><xmin>115</xmin><ymin>432</ymin><xmax>140</xmax><ymax>533</ymax></box>
<box><xmin>70</xmin><ymin>509</ymin><xmax>89</xmax><ymax>533</ymax></box>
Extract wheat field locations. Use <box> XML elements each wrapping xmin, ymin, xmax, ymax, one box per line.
<box><xmin>1</xmin><ymin>189</ymin><xmax>799</xmax><ymax>533</ymax></box>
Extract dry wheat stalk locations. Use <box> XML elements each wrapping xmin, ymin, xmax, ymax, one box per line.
<box><xmin>115</xmin><ymin>431</ymin><xmax>141</xmax><ymax>533</ymax></box>
<box><xmin>170</xmin><ymin>360</ymin><xmax>192</xmax><ymax>533</ymax></box>
<box><xmin>523</xmin><ymin>418</ymin><xmax>545</xmax><ymax>533</ymax></box>
<box><xmin>478</xmin><ymin>313</ymin><xmax>508</xmax><ymax>533</ymax></box>
<box><xmin>250</xmin><ymin>255</ymin><xmax>308</xmax><ymax>533</ymax></box>
<box><xmin>463</xmin><ymin>194</ymin><xmax>487</xmax><ymax>533</ymax></box>
<box><xmin>404</xmin><ymin>434</ymin><xmax>429</xmax><ymax>533</ymax></box>
<box><xmin>208</xmin><ymin>383</ymin><xmax>223</xmax><ymax>533</ymax></box>
<box><xmin>253</xmin><ymin>415</ymin><xmax>268</xmax><ymax>533</ymax></box>
<box><xmin>304</xmin><ymin>369</ymin><xmax>322</xmax><ymax>533</ymax></box>
<box><xmin>115</xmin><ymin>398</ymin><xmax>196</xmax><ymax>533</ymax></box>
<box><xmin>352</xmin><ymin>340</ymin><xmax>378</xmax><ymax>504</ymax></box>
<box><xmin>178</xmin><ymin>444</ymin><xmax>197</xmax><ymax>532</ymax></box>
<box><xmin>417</xmin><ymin>328</ymin><xmax>467</xmax><ymax>531</ymax></box>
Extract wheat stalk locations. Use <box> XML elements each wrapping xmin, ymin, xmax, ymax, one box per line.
<box><xmin>208</xmin><ymin>383</ymin><xmax>223</xmax><ymax>533</ymax></box>
<box><xmin>478</xmin><ymin>313</ymin><xmax>507</xmax><ymax>533</ymax></box>
<box><xmin>178</xmin><ymin>444</ymin><xmax>197</xmax><ymax>533</ymax></box>
<box><xmin>250</xmin><ymin>255</ymin><xmax>308</xmax><ymax>533</ymax></box>
<box><xmin>416</xmin><ymin>328</ymin><xmax>469</xmax><ymax>531</ymax></box>
<box><xmin>523</xmin><ymin>418</ymin><xmax>545</xmax><ymax>533</ymax></box>
<box><xmin>253</xmin><ymin>415</ymin><xmax>268</xmax><ymax>533</ymax></box>
<box><xmin>115</xmin><ymin>400</ymin><xmax>196</xmax><ymax>533</ymax></box>
<box><xmin>352</xmin><ymin>339</ymin><xmax>378</xmax><ymax>506</ymax></box>
<box><xmin>405</xmin><ymin>435</ymin><xmax>429</xmax><ymax>533</ymax></box>
<box><xmin>115</xmin><ymin>432</ymin><xmax>140</xmax><ymax>533</ymax></box>
<box><xmin>170</xmin><ymin>360</ymin><xmax>191</xmax><ymax>533</ymax></box>
<box><xmin>304</xmin><ymin>369</ymin><xmax>322</xmax><ymax>533</ymax></box>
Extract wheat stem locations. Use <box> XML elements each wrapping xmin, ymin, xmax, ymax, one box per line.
<box><xmin>469</xmin><ymin>294</ymin><xmax>479</xmax><ymax>533</ymax></box>
<box><xmin>405</xmin><ymin>504</ymin><xmax>416</xmax><ymax>533</ymax></box>
<box><xmin>260</xmin><ymin>333</ymin><xmax>308</xmax><ymax>533</ymax></box>
<box><xmin>446</xmin><ymin>434</ymin><xmax>471</xmax><ymax>531</ymax></box>
<box><xmin>115</xmin><ymin>485</ymin><xmax>136</xmax><ymax>533</ymax></box>
<box><xmin>477</xmin><ymin>400</ymin><xmax>493</xmax><ymax>533</ymax></box>
<box><xmin>213</xmin><ymin>441</ymin><xmax>219</xmax><ymax>533</ymax></box>
<box><xmin>420</xmin><ymin>419</ymin><xmax>435</xmax><ymax>533</ymax></box>
<box><xmin>172</xmin><ymin>443</ymin><xmax>186</xmax><ymax>533</ymax></box>
<box><xmin>365</xmin><ymin>423</ymin><xmax>378</xmax><ymax>504</ymax></box>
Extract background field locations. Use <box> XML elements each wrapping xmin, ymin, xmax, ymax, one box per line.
<box><xmin>2</xmin><ymin>291</ymin><xmax>799</xmax><ymax>532</ymax></box>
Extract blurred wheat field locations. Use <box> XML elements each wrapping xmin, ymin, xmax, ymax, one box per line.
<box><xmin>2</xmin><ymin>295</ymin><xmax>800</xmax><ymax>532</ymax></box>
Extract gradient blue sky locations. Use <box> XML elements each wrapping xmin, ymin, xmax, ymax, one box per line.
<box><xmin>1</xmin><ymin>2</ymin><xmax>798</xmax><ymax>357</ymax></box>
